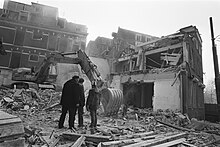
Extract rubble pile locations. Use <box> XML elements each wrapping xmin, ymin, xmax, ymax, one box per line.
<box><xmin>0</xmin><ymin>87</ymin><xmax>220</xmax><ymax>146</ymax></box>
<box><xmin>0</xmin><ymin>88</ymin><xmax>61</xmax><ymax>111</ymax></box>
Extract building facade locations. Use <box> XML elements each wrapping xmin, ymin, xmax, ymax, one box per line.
<box><xmin>110</xmin><ymin>26</ymin><xmax>205</xmax><ymax>119</ymax></box>
<box><xmin>0</xmin><ymin>0</ymin><xmax>87</xmax><ymax>85</ymax></box>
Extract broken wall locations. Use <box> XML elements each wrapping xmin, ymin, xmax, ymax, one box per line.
<box><xmin>111</xmin><ymin>72</ymin><xmax>181</xmax><ymax>111</ymax></box>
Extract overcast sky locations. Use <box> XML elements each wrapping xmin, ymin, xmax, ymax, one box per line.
<box><xmin>1</xmin><ymin>0</ymin><xmax>220</xmax><ymax>85</ymax></box>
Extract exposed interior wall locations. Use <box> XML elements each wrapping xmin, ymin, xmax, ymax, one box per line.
<box><xmin>111</xmin><ymin>73</ymin><xmax>181</xmax><ymax>111</ymax></box>
<box><xmin>153</xmin><ymin>79</ymin><xmax>181</xmax><ymax>111</ymax></box>
<box><xmin>123</xmin><ymin>82</ymin><xmax>153</xmax><ymax>109</ymax></box>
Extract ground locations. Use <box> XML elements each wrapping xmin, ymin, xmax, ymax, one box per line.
<box><xmin>1</xmin><ymin>87</ymin><xmax>220</xmax><ymax>147</ymax></box>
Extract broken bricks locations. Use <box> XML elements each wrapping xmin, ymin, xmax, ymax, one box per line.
<box><xmin>1</xmin><ymin>87</ymin><xmax>220</xmax><ymax>146</ymax></box>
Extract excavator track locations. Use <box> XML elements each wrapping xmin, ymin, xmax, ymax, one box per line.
<box><xmin>100</xmin><ymin>88</ymin><xmax>123</xmax><ymax>116</ymax></box>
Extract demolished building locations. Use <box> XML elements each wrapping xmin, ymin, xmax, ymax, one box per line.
<box><xmin>110</xmin><ymin>26</ymin><xmax>205</xmax><ymax>119</ymax></box>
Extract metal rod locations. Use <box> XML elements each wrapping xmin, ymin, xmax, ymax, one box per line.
<box><xmin>210</xmin><ymin>17</ymin><xmax>219</xmax><ymax>78</ymax></box>
<box><xmin>209</xmin><ymin>17</ymin><xmax>220</xmax><ymax>121</ymax></box>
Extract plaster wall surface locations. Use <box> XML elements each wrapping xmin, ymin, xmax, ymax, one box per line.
<box><xmin>153</xmin><ymin>79</ymin><xmax>181</xmax><ymax>111</ymax></box>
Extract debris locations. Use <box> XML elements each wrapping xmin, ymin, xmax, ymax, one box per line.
<box><xmin>3</xmin><ymin>96</ymin><xmax>14</xmax><ymax>103</ymax></box>
<box><xmin>0</xmin><ymin>110</ymin><xmax>25</xmax><ymax>146</ymax></box>
<box><xmin>123</xmin><ymin>132</ymin><xmax>187</xmax><ymax>147</ymax></box>
<box><xmin>50</xmin><ymin>136</ymin><xmax>61</xmax><ymax>147</ymax></box>
<box><xmin>155</xmin><ymin>118</ymin><xmax>193</xmax><ymax>132</ymax></box>
<box><xmin>62</xmin><ymin>132</ymin><xmax>111</xmax><ymax>145</ymax></box>
<box><xmin>70</xmin><ymin>135</ymin><xmax>86</xmax><ymax>147</ymax></box>
<box><xmin>24</xmin><ymin>105</ymin><xmax>30</xmax><ymax>110</ymax></box>
<box><xmin>152</xmin><ymin>138</ymin><xmax>186</xmax><ymax>147</ymax></box>
<box><xmin>43</xmin><ymin>102</ymin><xmax>60</xmax><ymax>111</ymax></box>
<box><xmin>1</xmin><ymin>87</ymin><xmax>220</xmax><ymax>146</ymax></box>
<box><xmin>98</xmin><ymin>134</ymin><xmax>156</xmax><ymax>147</ymax></box>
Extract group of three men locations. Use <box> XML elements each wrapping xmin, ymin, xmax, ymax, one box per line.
<box><xmin>58</xmin><ymin>75</ymin><xmax>101</xmax><ymax>130</ymax></box>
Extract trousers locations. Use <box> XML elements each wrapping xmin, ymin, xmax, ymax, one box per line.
<box><xmin>58</xmin><ymin>105</ymin><xmax>77</xmax><ymax>128</ymax></box>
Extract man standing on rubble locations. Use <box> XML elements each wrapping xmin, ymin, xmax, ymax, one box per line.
<box><xmin>86</xmin><ymin>82</ymin><xmax>101</xmax><ymax>129</ymax></box>
<box><xmin>77</xmin><ymin>78</ymin><xmax>85</xmax><ymax>128</ymax></box>
<box><xmin>58</xmin><ymin>75</ymin><xmax>81</xmax><ymax>129</ymax></box>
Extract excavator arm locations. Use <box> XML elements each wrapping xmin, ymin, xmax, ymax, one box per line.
<box><xmin>77</xmin><ymin>50</ymin><xmax>104</xmax><ymax>88</ymax></box>
<box><xmin>12</xmin><ymin>50</ymin><xmax>123</xmax><ymax>116</ymax></box>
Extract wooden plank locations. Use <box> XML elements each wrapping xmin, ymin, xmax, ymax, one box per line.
<box><xmin>161</xmin><ymin>55</ymin><xmax>181</xmax><ymax>62</ymax></box>
<box><xmin>144</xmin><ymin>43</ymin><xmax>183</xmax><ymax>56</ymax></box>
<box><xmin>71</xmin><ymin>135</ymin><xmax>85</xmax><ymax>147</ymax></box>
<box><xmin>156</xmin><ymin>119</ymin><xmax>193</xmax><ymax>132</ymax></box>
<box><xmin>136</xmin><ymin>34</ymin><xmax>184</xmax><ymax>48</ymax></box>
<box><xmin>0</xmin><ymin>121</ymin><xmax>24</xmax><ymax>141</ymax></box>
<box><xmin>62</xmin><ymin>132</ymin><xmax>111</xmax><ymax>144</ymax></box>
<box><xmin>99</xmin><ymin>135</ymin><xmax>157</xmax><ymax>147</ymax></box>
<box><xmin>181</xmin><ymin>142</ymin><xmax>198</xmax><ymax>147</ymax></box>
<box><xmin>0</xmin><ymin>137</ymin><xmax>25</xmax><ymax>147</ymax></box>
<box><xmin>43</xmin><ymin>102</ymin><xmax>60</xmax><ymax>111</ymax></box>
<box><xmin>124</xmin><ymin>131</ymin><xmax>156</xmax><ymax>139</ymax></box>
<box><xmin>0</xmin><ymin>118</ymin><xmax>22</xmax><ymax>125</ymax></box>
<box><xmin>124</xmin><ymin>133</ymin><xmax>187</xmax><ymax>147</ymax></box>
<box><xmin>49</xmin><ymin>137</ymin><xmax>61</xmax><ymax>147</ymax></box>
<box><xmin>182</xmin><ymin>41</ymin><xmax>189</xmax><ymax>62</ymax></box>
<box><xmin>152</xmin><ymin>138</ymin><xmax>186</xmax><ymax>147</ymax></box>
<box><xmin>0</xmin><ymin>111</ymin><xmax>18</xmax><ymax>120</ymax></box>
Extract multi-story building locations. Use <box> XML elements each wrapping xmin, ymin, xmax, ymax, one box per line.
<box><xmin>0</xmin><ymin>0</ymin><xmax>87</xmax><ymax>85</ymax></box>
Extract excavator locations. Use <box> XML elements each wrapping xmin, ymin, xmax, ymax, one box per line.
<box><xmin>11</xmin><ymin>50</ymin><xmax>102</xmax><ymax>89</ymax></box>
<box><xmin>11</xmin><ymin>49</ymin><xmax>123</xmax><ymax>116</ymax></box>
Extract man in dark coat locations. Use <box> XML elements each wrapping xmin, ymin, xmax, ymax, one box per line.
<box><xmin>86</xmin><ymin>83</ymin><xmax>101</xmax><ymax>128</ymax></box>
<box><xmin>58</xmin><ymin>75</ymin><xmax>81</xmax><ymax>129</ymax></box>
<box><xmin>77</xmin><ymin>78</ymin><xmax>85</xmax><ymax>128</ymax></box>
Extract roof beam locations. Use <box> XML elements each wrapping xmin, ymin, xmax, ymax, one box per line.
<box><xmin>144</xmin><ymin>42</ymin><xmax>183</xmax><ymax>56</ymax></box>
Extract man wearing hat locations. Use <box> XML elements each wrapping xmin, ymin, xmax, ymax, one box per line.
<box><xmin>58</xmin><ymin>75</ymin><xmax>82</xmax><ymax>129</ymax></box>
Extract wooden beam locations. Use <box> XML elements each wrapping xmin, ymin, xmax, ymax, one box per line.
<box><xmin>152</xmin><ymin>138</ymin><xmax>186</xmax><ymax>147</ymax></box>
<box><xmin>0</xmin><ymin>138</ymin><xmax>25</xmax><ymax>147</ymax></box>
<box><xmin>62</xmin><ymin>132</ymin><xmax>111</xmax><ymax>144</ymax></box>
<box><xmin>124</xmin><ymin>133</ymin><xmax>187</xmax><ymax>147</ymax></box>
<box><xmin>182</xmin><ymin>142</ymin><xmax>198</xmax><ymax>147</ymax></box>
<box><xmin>99</xmin><ymin>135</ymin><xmax>157</xmax><ymax>147</ymax></box>
<box><xmin>182</xmin><ymin>41</ymin><xmax>189</xmax><ymax>62</ymax></box>
<box><xmin>71</xmin><ymin>135</ymin><xmax>85</xmax><ymax>147</ymax></box>
<box><xmin>117</xmin><ymin>43</ymin><xmax>182</xmax><ymax>62</ymax></box>
<box><xmin>144</xmin><ymin>43</ymin><xmax>183</xmax><ymax>56</ymax></box>
<box><xmin>120</xmin><ymin>131</ymin><xmax>156</xmax><ymax>139</ymax></box>
<box><xmin>156</xmin><ymin>119</ymin><xmax>193</xmax><ymax>132</ymax></box>
<box><xmin>49</xmin><ymin>137</ymin><xmax>61</xmax><ymax>147</ymax></box>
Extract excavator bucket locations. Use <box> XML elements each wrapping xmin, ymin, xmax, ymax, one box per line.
<box><xmin>100</xmin><ymin>88</ymin><xmax>123</xmax><ymax>116</ymax></box>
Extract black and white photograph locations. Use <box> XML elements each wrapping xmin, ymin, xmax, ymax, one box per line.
<box><xmin>0</xmin><ymin>0</ymin><xmax>220</xmax><ymax>146</ymax></box>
